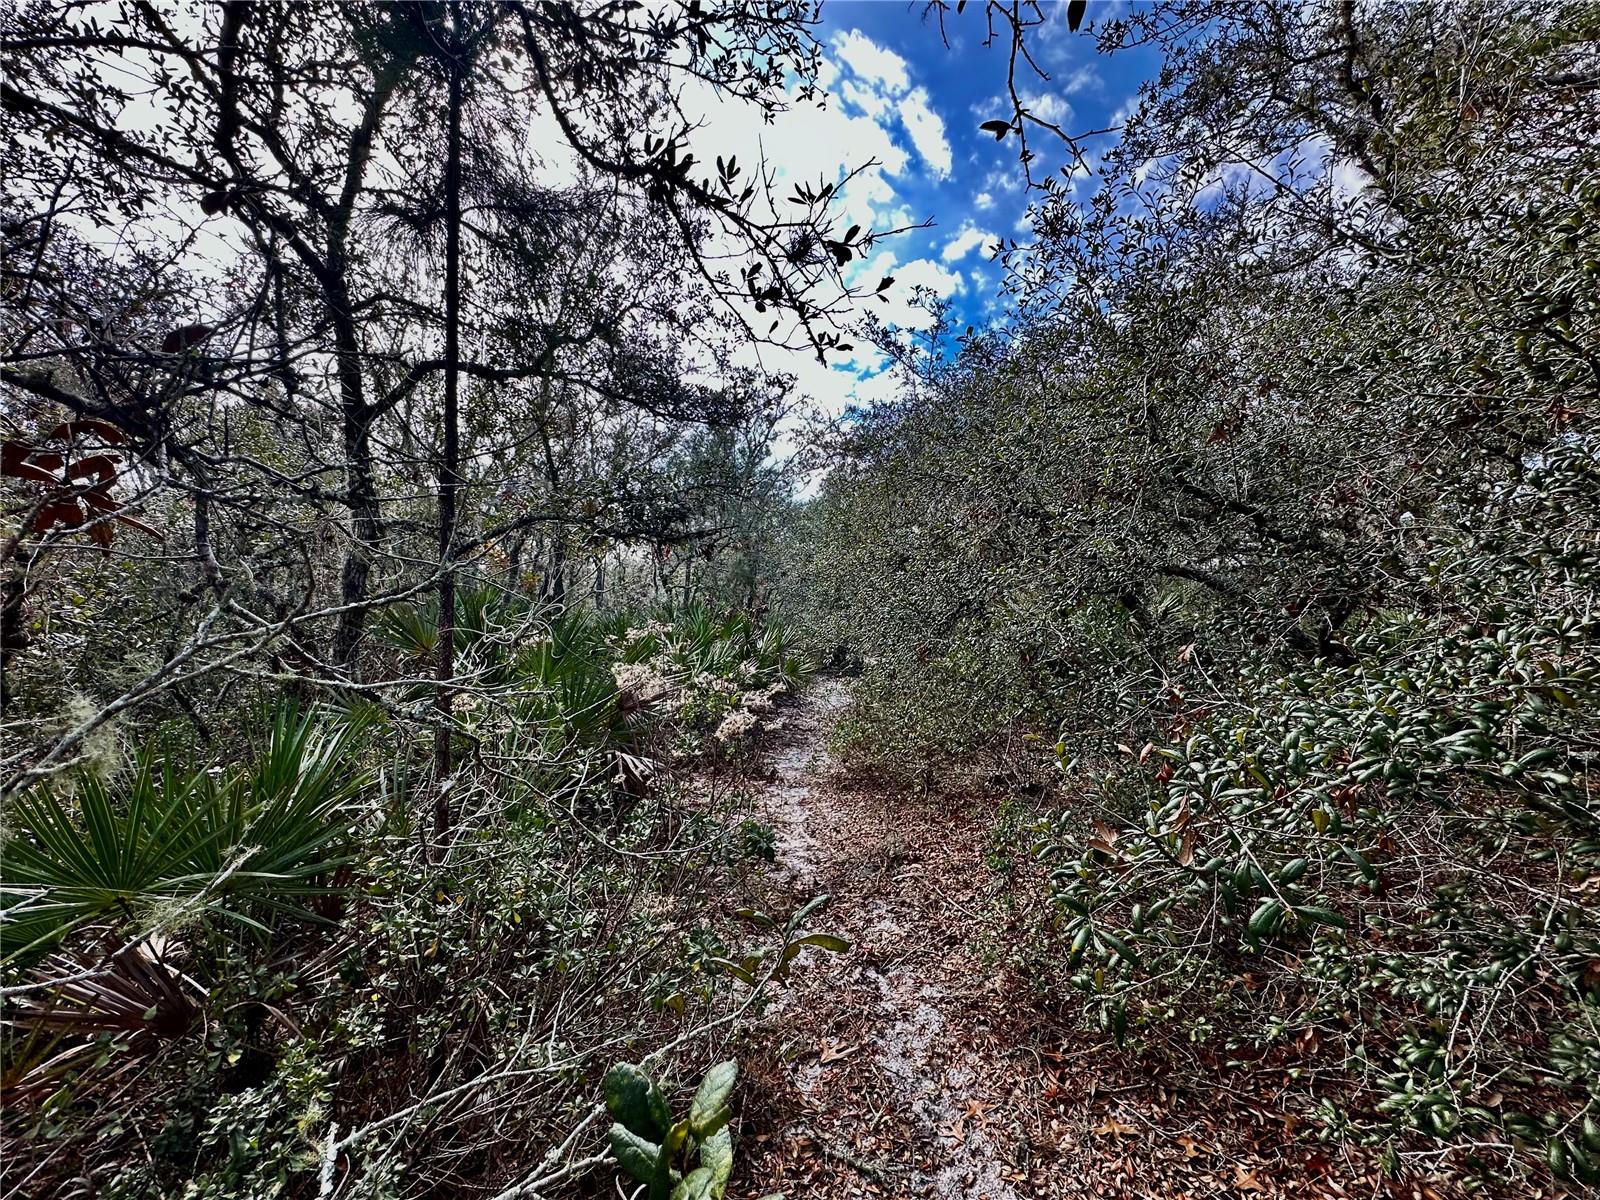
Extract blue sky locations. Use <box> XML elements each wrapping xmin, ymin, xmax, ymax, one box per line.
<box><xmin>752</xmin><ymin>1</ymin><xmax>1157</xmax><ymax>412</ymax></box>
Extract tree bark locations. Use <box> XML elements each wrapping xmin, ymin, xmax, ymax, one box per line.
<box><xmin>434</xmin><ymin>27</ymin><xmax>465</xmax><ymax>851</ymax></box>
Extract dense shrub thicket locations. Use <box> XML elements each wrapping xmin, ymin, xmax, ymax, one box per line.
<box><xmin>789</xmin><ymin>1</ymin><xmax>1600</xmax><ymax>1185</ymax></box>
<box><xmin>3</xmin><ymin>598</ymin><xmax>811</xmax><ymax>1198</ymax></box>
<box><xmin>2</xmin><ymin>2</ymin><xmax>846</xmax><ymax>1193</ymax></box>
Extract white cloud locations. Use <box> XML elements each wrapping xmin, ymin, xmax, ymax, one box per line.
<box><xmin>878</xmin><ymin>254</ymin><xmax>964</xmax><ymax>328</ymax></box>
<box><xmin>1059</xmin><ymin>64</ymin><xmax>1101</xmax><ymax>95</ymax></box>
<box><xmin>941</xmin><ymin>222</ymin><xmax>996</xmax><ymax>262</ymax></box>
<box><xmin>832</xmin><ymin>29</ymin><xmax>910</xmax><ymax>95</ymax></box>
<box><xmin>879</xmin><ymin>205</ymin><xmax>916</xmax><ymax>230</ymax></box>
<box><xmin>974</xmin><ymin>190</ymin><xmax>995</xmax><ymax>210</ymax></box>
<box><xmin>899</xmin><ymin>87</ymin><xmax>951</xmax><ymax>178</ymax></box>
<box><xmin>829</xmin><ymin>30</ymin><xmax>950</xmax><ymax>181</ymax></box>
<box><xmin>782</xmin><ymin>348</ymin><xmax>894</xmax><ymax>422</ymax></box>
<box><xmin>683</xmin><ymin>64</ymin><xmax>909</xmax><ymax>233</ymax></box>
<box><xmin>982</xmin><ymin>165</ymin><xmax>1021</xmax><ymax>196</ymax></box>
<box><xmin>779</xmin><ymin>277</ymin><xmax>998</xmax><ymax>490</ymax></box>
<box><xmin>1020</xmin><ymin>89</ymin><xmax>1073</xmax><ymax>127</ymax></box>
<box><xmin>840</xmin><ymin>78</ymin><xmax>889</xmax><ymax>119</ymax></box>
<box><xmin>679</xmin><ymin>28</ymin><xmax>973</xmax><ymax>438</ymax></box>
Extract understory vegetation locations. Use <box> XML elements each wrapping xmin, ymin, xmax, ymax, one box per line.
<box><xmin>5</xmin><ymin>0</ymin><xmax>1600</xmax><ymax>1197</ymax></box>
<box><xmin>793</xmin><ymin>0</ymin><xmax>1600</xmax><ymax>1196</ymax></box>
<box><xmin>3</xmin><ymin>1</ymin><xmax>838</xmax><ymax>1195</ymax></box>
<box><xmin>792</xmin><ymin>0</ymin><xmax>1600</xmax><ymax>1189</ymax></box>
<box><xmin>4</xmin><ymin>599</ymin><xmax>816</xmax><ymax>1198</ymax></box>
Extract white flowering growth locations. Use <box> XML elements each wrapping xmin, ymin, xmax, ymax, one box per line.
<box><xmin>612</xmin><ymin>661</ymin><xmax>674</xmax><ymax>705</ymax></box>
<box><xmin>714</xmin><ymin>710</ymin><xmax>758</xmax><ymax>742</ymax></box>
<box><xmin>739</xmin><ymin>682</ymin><xmax>788</xmax><ymax>715</ymax></box>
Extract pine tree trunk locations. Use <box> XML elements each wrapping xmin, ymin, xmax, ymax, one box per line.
<box><xmin>433</xmin><ymin>30</ymin><xmax>464</xmax><ymax>854</ymax></box>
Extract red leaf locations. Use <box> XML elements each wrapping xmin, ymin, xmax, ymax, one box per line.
<box><xmin>79</xmin><ymin>484</ymin><xmax>119</xmax><ymax>513</ymax></box>
<box><xmin>161</xmin><ymin>322</ymin><xmax>214</xmax><ymax>353</ymax></box>
<box><xmin>67</xmin><ymin>454</ymin><xmax>120</xmax><ymax>486</ymax></box>
<box><xmin>46</xmin><ymin>418</ymin><xmax>128</xmax><ymax>445</ymax></box>
<box><xmin>2</xmin><ymin>442</ymin><xmax>65</xmax><ymax>482</ymax></box>
<box><xmin>115</xmin><ymin>512</ymin><xmax>163</xmax><ymax>540</ymax></box>
<box><xmin>30</xmin><ymin>499</ymin><xmax>86</xmax><ymax>532</ymax></box>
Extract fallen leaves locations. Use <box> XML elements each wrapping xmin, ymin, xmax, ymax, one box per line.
<box><xmin>1092</xmin><ymin>1114</ymin><xmax>1139</xmax><ymax>1139</ymax></box>
<box><xmin>1233</xmin><ymin>1163</ymin><xmax>1269</xmax><ymax>1191</ymax></box>
<box><xmin>734</xmin><ymin>690</ymin><xmax>1414</xmax><ymax>1200</ymax></box>
<box><xmin>818</xmin><ymin>1041</ymin><xmax>858</xmax><ymax>1065</ymax></box>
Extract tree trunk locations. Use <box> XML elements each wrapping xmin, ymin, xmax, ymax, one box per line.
<box><xmin>433</xmin><ymin>32</ymin><xmax>464</xmax><ymax>852</ymax></box>
<box><xmin>326</xmin><ymin>65</ymin><xmax>408</xmax><ymax>671</ymax></box>
<box><xmin>545</xmin><ymin>533</ymin><xmax>566</xmax><ymax>607</ymax></box>
<box><xmin>329</xmin><ymin>281</ymin><xmax>382</xmax><ymax>671</ymax></box>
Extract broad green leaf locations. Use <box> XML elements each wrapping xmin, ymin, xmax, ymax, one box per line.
<box><xmin>1294</xmin><ymin>904</ymin><xmax>1348</xmax><ymax>929</ymax></box>
<box><xmin>1098</xmin><ymin>930</ymin><xmax>1140</xmax><ymax>967</ymax></box>
<box><xmin>603</xmin><ymin>1063</ymin><xmax>671</xmax><ymax>1140</ymax></box>
<box><xmin>690</xmin><ymin>1060</ymin><xmax>737</xmax><ymax>1136</ymax></box>
<box><xmin>702</xmin><ymin>1124</ymin><xmax>734</xmax><ymax>1190</ymax></box>
<box><xmin>1248</xmin><ymin>898</ymin><xmax>1285</xmax><ymax>938</ymax></box>
<box><xmin>663</xmin><ymin>1117</ymin><xmax>692</xmax><ymax>1157</ymax></box>
<box><xmin>785</xmin><ymin>894</ymin><xmax>829</xmax><ymax>933</ymax></box>
<box><xmin>788</xmin><ymin>932</ymin><xmax>850</xmax><ymax>953</ymax></box>
<box><xmin>701</xmin><ymin>955</ymin><xmax>756</xmax><ymax>984</ymax></box>
<box><xmin>607</xmin><ymin>1123</ymin><xmax>662</xmax><ymax>1184</ymax></box>
<box><xmin>672</xmin><ymin>1167</ymin><xmax>715</xmax><ymax>1200</ymax></box>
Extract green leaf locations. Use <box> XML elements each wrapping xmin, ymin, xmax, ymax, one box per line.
<box><xmin>1098</xmin><ymin>930</ymin><xmax>1140</xmax><ymax>967</ymax></box>
<box><xmin>788</xmin><ymin>932</ymin><xmax>850</xmax><ymax>953</ymax></box>
<box><xmin>672</xmin><ymin>1167</ymin><xmax>716</xmax><ymax>1200</ymax></box>
<box><xmin>1248</xmin><ymin>898</ymin><xmax>1286</xmax><ymax>938</ymax></box>
<box><xmin>608</xmin><ymin>1123</ymin><xmax>662</xmax><ymax>1184</ymax></box>
<box><xmin>2</xmin><ymin>709</ymin><xmax>367</xmax><ymax>962</ymax></box>
<box><xmin>702</xmin><ymin>1125</ymin><xmax>734</xmax><ymax>1192</ymax></box>
<box><xmin>690</xmin><ymin>1060</ymin><xmax>737</xmax><ymax>1136</ymax></box>
<box><xmin>663</xmin><ymin>1118</ymin><xmax>692</xmax><ymax>1157</ymax></box>
<box><xmin>785</xmin><ymin>894</ymin><xmax>829</xmax><ymax>933</ymax></box>
<box><xmin>701</xmin><ymin>955</ymin><xmax>756</xmax><ymax>984</ymax></box>
<box><xmin>1294</xmin><ymin>905</ymin><xmax>1348</xmax><ymax>929</ymax></box>
<box><xmin>603</xmin><ymin>1063</ymin><xmax>672</xmax><ymax>1140</ymax></box>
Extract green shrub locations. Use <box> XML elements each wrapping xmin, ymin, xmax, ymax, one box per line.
<box><xmin>2</xmin><ymin>706</ymin><xmax>371</xmax><ymax>960</ymax></box>
<box><xmin>1035</xmin><ymin>447</ymin><xmax>1600</xmax><ymax>1177</ymax></box>
<box><xmin>603</xmin><ymin>1059</ymin><xmax>739</xmax><ymax>1200</ymax></box>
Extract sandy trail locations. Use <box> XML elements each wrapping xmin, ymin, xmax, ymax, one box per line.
<box><xmin>741</xmin><ymin>677</ymin><xmax>1028</xmax><ymax>1200</ymax></box>
<box><xmin>733</xmin><ymin>679</ymin><xmax>1398</xmax><ymax>1200</ymax></box>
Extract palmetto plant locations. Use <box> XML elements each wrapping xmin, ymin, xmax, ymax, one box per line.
<box><xmin>1</xmin><ymin>706</ymin><xmax>371</xmax><ymax>961</ymax></box>
<box><xmin>656</xmin><ymin>604</ymin><xmax>810</xmax><ymax>687</ymax></box>
<box><xmin>378</xmin><ymin>583</ymin><xmax>539</xmax><ymax>688</ymax></box>
<box><xmin>514</xmin><ymin>611</ymin><xmax>631</xmax><ymax>750</ymax></box>
<box><xmin>2</xmin><ymin>940</ymin><xmax>201</xmax><ymax>1101</ymax></box>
